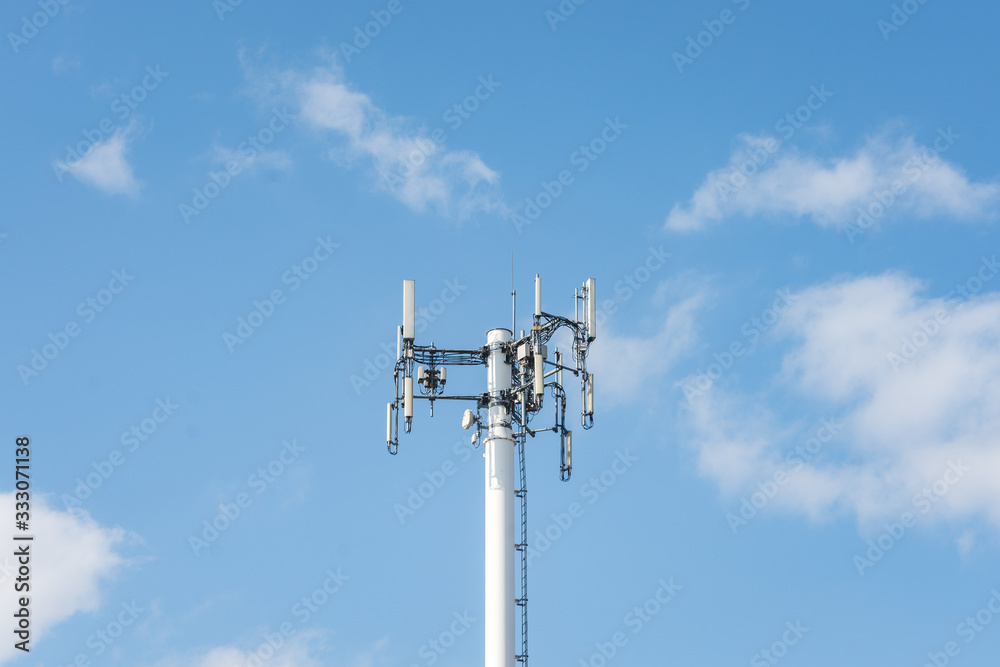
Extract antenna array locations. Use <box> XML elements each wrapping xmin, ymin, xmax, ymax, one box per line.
<box><xmin>385</xmin><ymin>274</ymin><xmax>597</xmax><ymax>667</ymax></box>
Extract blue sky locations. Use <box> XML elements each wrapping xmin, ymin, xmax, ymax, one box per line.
<box><xmin>3</xmin><ymin>0</ymin><xmax>1000</xmax><ymax>665</ymax></box>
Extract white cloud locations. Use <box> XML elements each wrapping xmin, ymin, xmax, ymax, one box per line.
<box><xmin>243</xmin><ymin>54</ymin><xmax>502</xmax><ymax>220</ymax></box>
<box><xmin>55</xmin><ymin>121</ymin><xmax>142</xmax><ymax>196</ymax></box>
<box><xmin>589</xmin><ymin>292</ymin><xmax>704</xmax><ymax>405</ymax></box>
<box><xmin>666</xmin><ymin>131</ymin><xmax>999</xmax><ymax>232</ymax></box>
<box><xmin>0</xmin><ymin>494</ymin><xmax>129</xmax><ymax>663</ymax></box>
<box><xmin>678</xmin><ymin>270</ymin><xmax>1000</xmax><ymax>532</ymax></box>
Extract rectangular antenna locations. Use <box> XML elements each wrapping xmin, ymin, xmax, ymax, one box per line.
<box><xmin>403</xmin><ymin>280</ymin><xmax>415</xmax><ymax>341</ymax></box>
<box><xmin>404</xmin><ymin>377</ymin><xmax>414</xmax><ymax>420</ymax></box>
<box><xmin>533</xmin><ymin>352</ymin><xmax>544</xmax><ymax>397</ymax></box>
<box><xmin>586</xmin><ymin>278</ymin><xmax>597</xmax><ymax>342</ymax></box>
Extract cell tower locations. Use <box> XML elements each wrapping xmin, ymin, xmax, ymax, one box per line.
<box><xmin>386</xmin><ymin>274</ymin><xmax>597</xmax><ymax>667</ymax></box>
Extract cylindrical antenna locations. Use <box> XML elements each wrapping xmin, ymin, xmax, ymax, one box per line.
<box><xmin>396</xmin><ymin>326</ymin><xmax>402</xmax><ymax>360</ymax></box>
<box><xmin>511</xmin><ymin>251</ymin><xmax>516</xmax><ymax>334</ymax></box>
<box><xmin>386</xmin><ymin>403</ymin><xmax>393</xmax><ymax>444</ymax></box>
<box><xmin>535</xmin><ymin>274</ymin><xmax>541</xmax><ymax>319</ymax></box>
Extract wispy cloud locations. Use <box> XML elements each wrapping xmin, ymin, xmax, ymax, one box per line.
<box><xmin>241</xmin><ymin>52</ymin><xmax>502</xmax><ymax>220</ymax></box>
<box><xmin>51</xmin><ymin>54</ymin><xmax>81</xmax><ymax>73</ymax></box>
<box><xmin>55</xmin><ymin>121</ymin><xmax>142</xmax><ymax>196</ymax></box>
<box><xmin>666</xmin><ymin>130</ymin><xmax>999</xmax><ymax>232</ymax></box>
<box><xmin>589</xmin><ymin>291</ymin><xmax>704</xmax><ymax>405</ymax></box>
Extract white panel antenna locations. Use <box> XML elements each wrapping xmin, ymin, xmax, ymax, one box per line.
<box><xmin>402</xmin><ymin>280</ymin><xmax>415</xmax><ymax>341</ymax></box>
<box><xmin>586</xmin><ymin>277</ymin><xmax>597</xmax><ymax>342</ymax></box>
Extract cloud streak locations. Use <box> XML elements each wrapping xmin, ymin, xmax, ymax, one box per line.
<box><xmin>244</xmin><ymin>54</ymin><xmax>502</xmax><ymax>220</ymax></box>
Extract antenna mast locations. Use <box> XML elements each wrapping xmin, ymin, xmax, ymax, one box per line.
<box><xmin>511</xmin><ymin>252</ymin><xmax>516</xmax><ymax>334</ymax></box>
<box><xmin>386</xmin><ymin>275</ymin><xmax>597</xmax><ymax>667</ymax></box>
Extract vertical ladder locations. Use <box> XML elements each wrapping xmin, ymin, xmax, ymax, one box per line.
<box><xmin>514</xmin><ymin>437</ymin><xmax>528</xmax><ymax>665</ymax></box>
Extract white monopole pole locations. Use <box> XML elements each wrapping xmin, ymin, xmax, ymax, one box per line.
<box><xmin>484</xmin><ymin>328</ymin><xmax>515</xmax><ymax>667</ymax></box>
